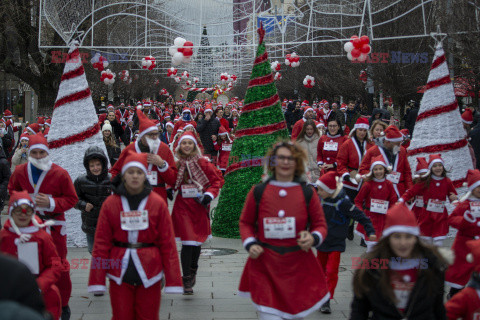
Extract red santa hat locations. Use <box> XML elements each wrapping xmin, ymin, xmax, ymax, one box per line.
<box><xmin>349</xmin><ymin>117</ymin><xmax>370</xmax><ymax>137</ymax></box>
<box><xmin>37</xmin><ymin>117</ymin><xmax>45</xmax><ymax>126</ymax></box>
<box><xmin>26</xmin><ymin>123</ymin><xmax>41</xmax><ymax>135</ymax></box>
<box><xmin>369</xmin><ymin>155</ymin><xmax>390</xmax><ymax>172</ymax></box>
<box><xmin>165</xmin><ymin>121</ymin><xmax>174</xmax><ymax>129</ymax></box>
<box><xmin>382</xmin><ymin>203</ymin><xmax>420</xmax><ymax>238</ymax></box>
<box><xmin>462</xmin><ymin>109</ymin><xmax>474</xmax><ymax>125</ymax></box>
<box><xmin>204</xmin><ymin>106</ymin><xmax>213</xmax><ymax>114</ymax></box>
<box><xmin>427</xmin><ymin>154</ymin><xmax>444</xmax><ymax>170</ymax></box>
<box><xmin>182</xmin><ymin>107</ymin><xmax>191</xmax><ymax>114</ymax></box>
<box><xmin>107</xmin><ymin>104</ymin><xmax>115</xmax><ymax>110</ymax></box>
<box><xmin>382</xmin><ymin>125</ymin><xmax>403</xmax><ymax>142</ymax></box>
<box><xmin>316</xmin><ymin>171</ymin><xmax>342</xmax><ymax>196</ymax></box>
<box><xmin>319</xmin><ymin>101</ymin><xmax>325</xmax><ymax>106</ymax></box>
<box><xmin>143</xmin><ymin>100</ymin><xmax>152</xmax><ymax>107</ymax></box>
<box><xmin>4</xmin><ymin>109</ymin><xmax>13</xmax><ymax>118</ymax></box>
<box><xmin>413</xmin><ymin>157</ymin><xmax>429</xmax><ymax>178</ymax></box>
<box><xmin>174</xmin><ymin>116</ymin><xmax>180</xmax><ymax>122</ymax></box>
<box><xmin>303</xmin><ymin>106</ymin><xmax>314</xmax><ymax>114</ymax></box>
<box><xmin>28</xmin><ymin>133</ymin><xmax>49</xmax><ymax>155</ymax></box>
<box><xmin>121</xmin><ymin>151</ymin><xmax>148</xmax><ymax>176</ymax></box>
<box><xmin>315</xmin><ymin>120</ymin><xmax>325</xmax><ymax>129</ymax></box>
<box><xmin>218</xmin><ymin>125</ymin><xmax>233</xmax><ymax>143</ymax></box>
<box><xmin>19</xmin><ymin>133</ymin><xmax>29</xmax><ymax>142</ymax></box>
<box><xmin>460</xmin><ymin>169</ymin><xmax>480</xmax><ymax>201</ymax></box>
<box><xmin>45</xmin><ymin>119</ymin><xmax>52</xmax><ymax>127</ymax></box>
<box><xmin>231</xmin><ymin>108</ymin><xmax>238</xmax><ymax>113</ymax></box>
<box><xmin>400</xmin><ymin>128</ymin><xmax>410</xmax><ymax>138</ymax></box>
<box><xmin>340</xmin><ymin>104</ymin><xmax>347</xmax><ymax>111</ymax></box>
<box><xmin>466</xmin><ymin>239</ymin><xmax>480</xmax><ymax>272</ymax></box>
<box><xmin>183</xmin><ymin>123</ymin><xmax>195</xmax><ymax>131</ymax></box>
<box><xmin>136</xmin><ymin>106</ymin><xmax>158</xmax><ymax>140</ymax></box>
<box><xmin>175</xmin><ymin>131</ymin><xmax>202</xmax><ymax>154</ymax></box>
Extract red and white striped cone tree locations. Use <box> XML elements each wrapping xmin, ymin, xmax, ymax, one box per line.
<box><xmin>48</xmin><ymin>42</ymin><xmax>109</xmax><ymax>246</ymax></box>
<box><xmin>408</xmin><ymin>42</ymin><xmax>473</xmax><ymax>191</ymax></box>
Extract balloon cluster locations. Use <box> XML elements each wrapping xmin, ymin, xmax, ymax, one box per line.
<box><xmin>271</xmin><ymin>61</ymin><xmax>281</xmax><ymax>72</ymax></box>
<box><xmin>274</xmin><ymin>72</ymin><xmax>282</xmax><ymax>81</ymax></box>
<box><xmin>193</xmin><ymin>77</ymin><xmax>199</xmax><ymax>84</ymax></box>
<box><xmin>359</xmin><ymin>70</ymin><xmax>368</xmax><ymax>83</ymax></box>
<box><xmin>185</xmin><ymin>80</ymin><xmax>192</xmax><ymax>86</ymax></box>
<box><xmin>160</xmin><ymin>88</ymin><xmax>169</xmax><ymax>96</ymax></box>
<box><xmin>220</xmin><ymin>73</ymin><xmax>237</xmax><ymax>83</ymax></box>
<box><xmin>154</xmin><ymin>79</ymin><xmax>160</xmax><ymax>85</ymax></box>
<box><xmin>344</xmin><ymin>35</ymin><xmax>371</xmax><ymax>62</ymax></box>
<box><xmin>303</xmin><ymin>75</ymin><xmax>315</xmax><ymax>88</ymax></box>
<box><xmin>167</xmin><ymin>67</ymin><xmax>177</xmax><ymax>78</ymax></box>
<box><xmin>118</xmin><ymin>70</ymin><xmax>130</xmax><ymax>82</ymax></box>
<box><xmin>142</xmin><ymin>56</ymin><xmax>156</xmax><ymax>70</ymax></box>
<box><xmin>169</xmin><ymin>37</ymin><xmax>193</xmax><ymax>66</ymax></box>
<box><xmin>91</xmin><ymin>53</ymin><xmax>109</xmax><ymax>71</ymax></box>
<box><xmin>100</xmin><ymin>69</ymin><xmax>115</xmax><ymax>85</ymax></box>
<box><xmin>285</xmin><ymin>53</ymin><xmax>300</xmax><ymax>67</ymax></box>
<box><xmin>174</xmin><ymin>76</ymin><xmax>181</xmax><ymax>83</ymax></box>
<box><xmin>181</xmin><ymin>71</ymin><xmax>189</xmax><ymax>79</ymax></box>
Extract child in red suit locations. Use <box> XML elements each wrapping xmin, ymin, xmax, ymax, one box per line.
<box><xmin>399</xmin><ymin>154</ymin><xmax>458</xmax><ymax>246</ymax></box>
<box><xmin>355</xmin><ymin>155</ymin><xmax>398</xmax><ymax>251</ymax></box>
<box><xmin>213</xmin><ymin>125</ymin><xmax>233</xmax><ymax>175</ymax></box>
<box><xmin>0</xmin><ymin>191</ymin><xmax>62</xmax><ymax>320</ymax></box>
<box><xmin>445</xmin><ymin>239</ymin><xmax>480</xmax><ymax>320</ymax></box>
<box><xmin>445</xmin><ymin>169</ymin><xmax>480</xmax><ymax>299</ymax></box>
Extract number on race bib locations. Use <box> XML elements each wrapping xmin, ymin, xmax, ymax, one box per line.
<box><xmin>181</xmin><ymin>184</ymin><xmax>200</xmax><ymax>198</ymax></box>
<box><xmin>426</xmin><ymin>199</ymin><xmax>445</xmax><ymax>213</ymax></box>
<box><xmin>222</xmin><ymin>144</ymin><xmax>232</xmax><ymax>151</ymax></box>
<box><xmin>323</xmin><ymin>141</ymin><xmax>338</xmax><ymax>151</ymax></box>
<box><xmin>147</xmin><ymin>171</ymin><xmax>158</xmax><ymax>186</ymax></box>
<box><xmin>370</xmin><ymin>199</ymin><xmax>389</xmax><ymax>214</ymax></box>
<box><xmin>386</xmin><ymin>171</ymin><xmax>401</xmax><ymax>184</ymax></box>
<box><xmin>263</xmin><ymin>217</ymin><xmax>296</xmax><ymax>239</ymax></box>
<box><xmin>120</xmin><ymin>210</ymin><xmax>149</xmax><ymax>231</ymax></box>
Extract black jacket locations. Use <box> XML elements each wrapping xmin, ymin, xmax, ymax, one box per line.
<box><xmin>350</xmin><ymin>250</ymin><xmax>447</xmax><ymax>320</ymax></box>
<box><xmin>104</xmin><ymin>143</ymin><xmax>121</xmax><ymax>166</ymax></box>
<box><xmin>405</xmin><ymin>105</ymin><xmax>419</xmax><ymax>135</ymax></box>
<box><xmin>469</xmin><ymin>123</ymin><xmax>480</xmax><ymax>169</ymax></box>
<box><xmin>197</xmin><ymin>117</ymin><xmax>220</xmax><ymax>154</ymax></box>
<box><xmin>122</xmin><ymin>126</ymin><xmax>137</xmax><ymax>146</ymax></box>
<box><xmin>319</xmin><ymin>189</ymin><xmax>374</xmax><ymax>252</ymax></box>
<box><xmin>0</xmin><ymin>146</ymin><xmax>11</xmax><ymax>203</ymax></box>
<box><xmin>285</xmin><ymin>103</ymin><xmax>303</xmax><ymax>133</ymax></box>
<box><xmin>74</xmin><ymin>146</ymin><xmax>112</xmax><ymax>235</ymax></box>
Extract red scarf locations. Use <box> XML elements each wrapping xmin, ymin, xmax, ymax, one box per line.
<box><xmin>175</xmin><ymin>154</ymin><xmax>209</xmax><ymax>191</ymax></box>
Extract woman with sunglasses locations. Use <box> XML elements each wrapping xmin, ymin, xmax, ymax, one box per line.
<box><xmin>239</xmin><ymin>141</ymin><xmax>330</xmax><ymax>320</ymax></box>
<box><xmin>317</xmin><ymin>117</ymin><xmax>347</xmax><ymax>176</ymax></box>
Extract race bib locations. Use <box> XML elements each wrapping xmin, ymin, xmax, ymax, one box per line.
<box><xmin>222</xmin><ymin>144</ymin><xmax>232</xmax><ymax>152</ymax></box>
<box><xmin>323</xmin><ymin>141</ymin><xmax>338</xmax><ymax>151</ymax></box>
<box><xmin>181</xmin><ymin>184</ymin><xmax>200</xmax><ymax>198</ymax></box>
<box><xmin>264</xmin><ymin>217</ymin><xmax>296</xmax><ymax>239</ymax></box>
<box><xmin>470</xmin><ymin>202</ymin><xmax>480</xmax><ymax>217</ymax></box>
<box><xmin>473</xmin><ymin>309</ymin><xmax>480</xmax><ymax>320</ymax></box>
<box><xmin>370</xmin><ymin>199</ymin><xmax>389</xmax><ymax>214</ymax></box>
<box><xmin>386</xmin><ymin>171</ymin><xmax>401</xmax><ymax>184</ymax></box>
<box><xmin>120</xmin><ymin>210</ymin><xmax>149</xmax><ymax>231</ymax></box>
<box><xmin>147</xmin><ymin>171</ymin><xmax>158</xmax><ymax>186</ymax></box>
<box><xmin>427</xmin><ymin>199</ymin><xmax>445</xmax><ymax>213</ymax></box>
<box><xmin>415</xmin><ymin>196</ymin><xmax>424</xmax><ymax>207</ymax></box>
<box><xmin>17</xmin><ymin>242</ymin><xmax>39</xmax><ymax>275</ymax></box>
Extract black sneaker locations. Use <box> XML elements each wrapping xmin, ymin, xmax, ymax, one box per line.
<box><xmin>347</xmin><ymin>223</ymin><xmax>354</xmax><ymax>241</ymax></box>
<box><xmin>61</xmin><ymin>305</ymin><xmax>71</xmax><ymax>320</ymax></box>
<box><xmin>360</xmin><ymin>238</ymin><xmax>367</xmax><ymax>247</ymax></box>
<box><xmin>320</xmin><ymin>300</ymin><xmax>331</xmax><ymax>314</ymax></box>
<box><xmin>93</xmin><ymin>291</ymin><xmax>104</xmax><ymax>297</ymax></box>
<box><xmin>182</xmin><ymin>276</ymin><xmax>194</xmax><ymax>295</ymax></box>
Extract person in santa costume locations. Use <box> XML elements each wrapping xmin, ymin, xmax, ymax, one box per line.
<box><xmin>12</xmin><ymin>133</ymin><xmax>29</xmax><ymax>167</ymax></box>
<box><xmin>7</xmin><ymin>132</ymin><xmax>78</xmax><ymax>320</ymax></box>
<box><xmin>315</xmin><ymin>171</ymin><xmax>376</xmax><ymax>314</ymax></box>
<box><xmin>213</xmin><ymin>125</ymin><xmax>233</xmax><ymax>175</ymax></box>
<box><xmin>171</xmin><ymin>132</ymin><xmax>223</xmax><ymax>294</ymax></box>
<box><xmin>350</xmin><ymin>203</ymin><xmax>449</xmax><ymax>319</ymax></box>
<box><xmin>88</xmin><ymin>152</ymin><xmax>183</xmax><ymax>320</ymax></box>
<box><xmin>411</xmin><ymin>157</ymin><xmax>430</xmax><ymax>221</ymax></box>
<box><xmin>239</xmin><ymin>141</ymin><xmax>330</xmax><ymax>320</ymax></box>
<box><xmin>0</xmin><ymin>191</ymin><xmax>62</xmax><ymax>320</ymax></box>
<box><xmin>317</xmin><ymin>100</ymin><xmax>332</xmax><ymax>123</ymax></box>
<box><xmin>444</xmin><ymin>169</ymin><xmax>480</xmax><ymax>299</ymax></box>
<box><xmin>291</xmin><ymin>106</ymin><xmax>316</xmax><ymax>141</ymax></box>
<box><xmin>296</xmin><ymin>120</ymin><xmax>321</xmax><ymax>183</ymax></box>
<box><xmin>358</xmin><ymin>125</ymin><xmax>413</xmax><ymax>198</ymax></box>
<box><xmin>25</xmin><ymin>123</ymin><xmax>41</xmax><ymax>136</ymax></box>
<box><xmin>445</xmin><ymin>238</ymin><xmax>480</xmax><ymax>320</ymax></box>
<box><xmin>118</xmin><ymin>103</ymin><xmax>131</xmax><ymax>130</ymax></box>
<box><xmin>230</xmin><ymin>108</ymin><xmax>240</xmax><ymax>130</ymax></box>
<box><xmin>354</xmin><ymin>155</ymin><xmax>398</xmax><ymax>251</ymax></box>
<box><xmin>170</xmin><ymin>107</ymin><xmax>197</xmax><ymax>143</ymax></box>
<box><xmin>316</xmin><ymin>118</ymin><xmax>347</xmax><ymax>176</ymax></box>
<box><xmin>398</xmin><ymin>154</ymin><xmax>458</xmax><ymax>246</ymax></box>
<box><xmin>462</xmin><ymin>108</ymin><xmax>474</xmax><ymax>134</ymax></box>
<box><xmin>110</xmin><ymin>106</ymin><xmax>177</xmax><ymax>203</ymax></box>
<box><xmin>337</xmin><ymin>117</ymin><xmax>374</xmax><ymax>241</ymax></box>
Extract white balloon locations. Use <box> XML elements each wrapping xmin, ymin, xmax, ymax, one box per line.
<box><xmin>344</xmin><ymin>42</ymin><xmax>354</xmax><ymax>53</ymax></box>
<box><xmin>347</xmin><ymin>52</ymin><xmax>353</xmax><ymax>61</ymax></box>
<box><xmin>285</xmin><ymin>59</ymin><xmax>291</xmax><ymax>65</ymax></box>
<box><xmin>357</xmin><ymin>53</ymin><xmax>367</xmax><ymax>62</ymax></box>
<box><xmin>169</xmin><ymin>46</ymin><xmax>178</xmax><ymax>57</ymax></box>
<box><xmin>303</xmin><ymin>79</ymin><xmax>307</xmax><ymax>85</ymax></box>
<box><xmin>172</xmin><ymin>52</ymin><xmax>184</xmax><ymax>66</ymax></box>
<box><xmin>174</xmin><ymin>37</ymin><xmax>186</xmax><ymax>47</ymax></box>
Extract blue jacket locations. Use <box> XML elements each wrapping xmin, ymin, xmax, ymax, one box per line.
<box><xmin>318</xmin><ymin>189</ymin><xmax>375</xmax><ymax>252</ymax></box>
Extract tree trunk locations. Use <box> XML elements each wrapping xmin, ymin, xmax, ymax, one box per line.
<box><xmin>37</xmin><ymin>81</ymin><xmax>59</xmax><ymax>116</ymax></box>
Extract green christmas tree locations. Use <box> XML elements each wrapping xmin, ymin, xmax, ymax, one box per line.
<box><xmin>211</xmin><ymin>24</ymin><xmax>289</xmax><ymax>238</ymax></box>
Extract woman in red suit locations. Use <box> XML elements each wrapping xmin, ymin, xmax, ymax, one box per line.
<box><xmin>88</xmin><ymin>152</ymin><xmax>183</xmax><ymax>320</ymax></box>
<box><xmin>239</xmin><ymin>141</ymin><xmax>330</xmax><ymax>320</ymax></box>
<box><xmin>171</xmin><ymin>131</ymin><xmax>224</xmax><ymax>295</ymax></box>
<box><xmin>0</xmin><ymin>191</ymin><xmax>62</xmax><ymax>320</ymax></box>
<box><xmin>317</xmin><ymin>118</ymin><xmax>347</xmax><ymax>176</ymax></box>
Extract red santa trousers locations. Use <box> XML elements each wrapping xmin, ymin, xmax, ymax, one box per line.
<box><xmin>43</xmin><ymin>285</ymin><xmax>62</xmax><ymax>320</ymax></box>
<box><xmin>317</xmin><ymin>251</ymin><xmax>341</xmax><ymax>299</ymax></box>
<box><xmin>109</xmin><ymin>280</ymin><xmax>161</xmax><ymax>320</ymax></box>
<box><xmin>50</xmin><ymin>225</ymin><xmax>72</xmax><ymax>307</ymax></box>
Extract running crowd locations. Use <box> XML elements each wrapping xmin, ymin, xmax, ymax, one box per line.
<box><xmin>0</xmin><ymin>97</ymin><xmax>480</xmax><ymax>320</ymax></box>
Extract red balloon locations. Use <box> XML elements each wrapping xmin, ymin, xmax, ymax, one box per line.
<box><xmin>351</xmin><ymin>48</ymin><xmax>361</xmax><ymax>58</ymax></box>
<box><xmin>177</xmin><ymin>47</ymin><xmax>184</xmax><ymax>53</ymax></box>
<box><xmin>360</xmin><ymin>35</ymin><xmax>370</xmax><ymax>45</ymax></box>
<box><xmin>351</xmin><ymin>35</ymin><xmax>359</xmax><ymax>40</ymax></box>
<box><xmin>360</xmin><ymin>44</ymin><xmax>371</xmax><ymax>54</ymax></box>
<box><xmin>286</xmin><ymin>54</ymin><xmax>291</xmax><ymax>59</ymax></box>
<box><xmin>184</xmin><ymin>41</ymin><xmax>193</xmax><ymax>47</ymax></box>
<box><xmin>352</xmin><ymin>38</ymin><xmax>362</xmax><ymax>49</ymax></box>
<box><xmin>183</xmin><ymin>48</ymin><xmax>193</xmax><ymax>57</ymax></box>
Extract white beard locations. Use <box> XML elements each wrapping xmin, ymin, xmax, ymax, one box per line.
<box><xmin>392</xmin><ymin>145</ymin><xmax>400</xmax><ymax>155</ymax></box>
<box><xmin>145</xmin><ymin>137</ymin><xmax>160</xmax><ymax>153</ymax></box>
<box><xmin>28</xmin><ymin>155</ymin><xmax>52</xmax><ymax>171</ymax></box>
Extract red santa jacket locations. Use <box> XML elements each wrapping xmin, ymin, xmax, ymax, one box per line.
<box><xmin>0</xmin><ymin>218</ymin><xmax>61</xmax><ymax>293</ymax></box>
<box><xmin>355</xmin><ymin>178</ymin><xmax>398</xmax><ymax>213</ymax></box>
<box><xmin>317</xmin><ymin>108</ymin><xmax>332</xmax><ymax>123</ymax></box>
<box><xmin>213</xmin><ymin>139</ymin><xmax>232</xmax><ymax>171</ymax></box>
<box><xmin>316</xmin><ymin>133</ymin><xmax>347</xmax><ymax>172</ymax></box>
<box><xmin>359</xmin><ymin>145</ymin><xmax>413</xmax><ymax>197</ymax></box>
<box><xmin>337</xmin><ymin>138</ymin><xmax>374</xmax><ymax>191</ymax></box>
<box><xmin>118</xmin><ymin>109</ymin><xmax>130</xmax><ymax>126</ymax></box>
<box><xmin>399</xmin><ymin>176</ymin><xmax>457</xmax><ymax>212</ymax></box>
<box><xmin>291</xmin><ymin>118</ymin><xmax>307</xmax><ymax>141</ymax></box>
<box><xmin>110</xmin><ymin>140</ymin><xmax>177</xmax><ymax>201</ymax></box>
<box><xmin>445</xmin><ymin>286</ymin><xmax>480</xmax><ymax>320</ymax></box>
<box><xmin>8</xmin><ymin>163</ymin><xmax>78</xmax><ymax>233</ymax></box>
<box><xmin>170</xmin><ymin>120</ymin><xmax>197</xmax><ymax>143</ymax></box>
<box><xmin>449</xmin><ymin>199</ymin><xmax>480</xmax><ymax>238</ymax></box>
<box><xmin>88</xmin><ymin>192</ymin><xmax>182</xmax><ymax>293</ymax></box>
